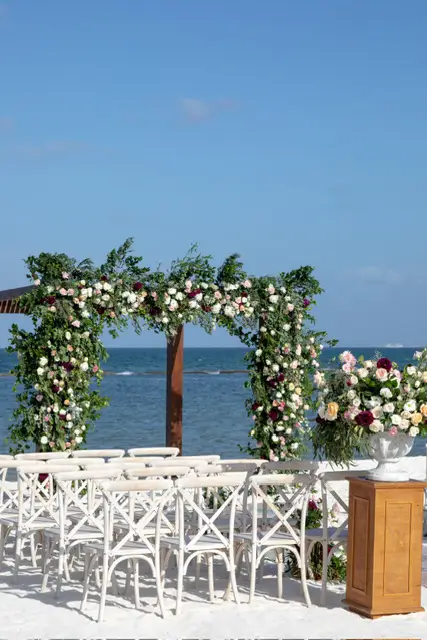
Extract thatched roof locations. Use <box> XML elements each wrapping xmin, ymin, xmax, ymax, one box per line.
<box><xmin>0</xmin><ymin>286</ymin><xmax>33</xmax><ymax>314</ymax></box>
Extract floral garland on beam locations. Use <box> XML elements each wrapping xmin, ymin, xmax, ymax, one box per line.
<box><xmin>7</xmin><ymin>241</ymin><xmax>330</xmax><ymax>456</ymax></box>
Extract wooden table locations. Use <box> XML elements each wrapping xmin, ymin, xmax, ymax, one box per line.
<box><xmin>344</xmin><ymin>476</ymin><xmax>427</xmax><ymax>619</ymax></box>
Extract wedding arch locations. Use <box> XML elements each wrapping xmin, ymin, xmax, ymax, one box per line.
<box><xmin>2</xmin><ymin>239</ymin><xmax>330</xmax><ymax>460</ymax></box>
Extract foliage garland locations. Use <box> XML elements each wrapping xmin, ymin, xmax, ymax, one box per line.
<box><xmin>6</xmin><ymin>239</ymin><xmax>332</xmax><ymax>457</ymax></box>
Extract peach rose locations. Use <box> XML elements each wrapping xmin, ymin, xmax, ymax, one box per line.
<box><xmin>375</xmin><ymin>368</ymin><xmax>388</xmax><ymax>381</ymax></box>
<box><xmin>326</xmin><ymin>402</ymin><xmax>339</xmax><ymax>420</ymax></box>
<box><xmin>411</xmin><ymin>412</ymin><xmax>422</xmax><ymax>425</ymax></box>
<box><xmin>420</xmin><ymin>404</ymin><xmax>427</xmax><ymax>417</ymax></box>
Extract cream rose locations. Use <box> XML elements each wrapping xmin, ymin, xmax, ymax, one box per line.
<box><xmin>411</xmin><ymin>412</ymin><xmax>423</xmax><ymax>425</ymax></box>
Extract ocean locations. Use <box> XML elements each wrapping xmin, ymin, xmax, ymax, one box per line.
<box><xmin>0</xmin><ymin>347</ymin><xmax>425</xmax><ymax>458</ymax></box>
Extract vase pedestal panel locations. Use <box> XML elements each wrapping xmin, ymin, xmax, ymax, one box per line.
<box><xmin>344</xmin><ymin>477</ymin><xmax>427</xmax><ymax>618</ymax></box>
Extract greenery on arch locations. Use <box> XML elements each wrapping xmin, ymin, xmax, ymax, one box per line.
<box><xmin>6</xmin><ymin>238</ymin><xmax>333</xmax><ymax>458</ymax></box>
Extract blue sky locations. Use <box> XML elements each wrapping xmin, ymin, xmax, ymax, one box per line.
<box><xmin>0</xmin><ymin>1</ymin><xmax>426</xmax><ymax>348</ymax></box>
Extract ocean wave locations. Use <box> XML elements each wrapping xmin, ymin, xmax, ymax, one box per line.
<box><xmin>205</xmin><ymin>370</ymin><xmax>220</xmax><ymax>375</ymax></box>
<box><xmin>115</xmin><ymin>371</ymin><xmax>135</xmax><ymax>376</ymax></box>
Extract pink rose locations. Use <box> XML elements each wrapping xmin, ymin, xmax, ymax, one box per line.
<box><xmin>67</xmin><ymin>288</ymin><xmax>75</xmax><ymax>296</ymax></box>
<box><xmin>36</xmin><ymin>394</ymin><xmax>43</xmax><ymax>402</ymax></box>
<box><xmin>92</xmin><ymin>365</ymin><xmax>99</xmax><ymax>373</ymax></box>
<box><xmin>71</xmin><ymin>320</ymin><xmax>80</xmax><ymax>328</ymax></box>
<box><xmin>389</xmin><ymin>426</ymin><xmax>398</xmax><ymax>436</ymax></box>
<box><xmin>341</xmin><ymin>351</ymin><xmax>357</xmax><ymax>366</ymax></box>
<box><xmin>376</xmin><ymin>368</ymin><xmax>388</xmax><ymax>381</ymax></box>
<box><xmin>287</xmin><ymin>304</ymin><xmax>294</xmax><ymax>312</ymax></box>
<box><xmin>65</xmin><ymin>442</ymin><xmax>71</xmax><ymax>448</ymax></box>
<box><xmin>342</xmin><ymin>363</ymin><xmax>353</xmax><ymax>374</ymax></box>
<box><xmin>44</xmin><ymin>416</ymin><xmax>50</xmax><ymax>422</ymax></box>
<box><xmin>290</xmin><ymin>360</ymin><xmax>298</xmax><ymax>369</ymax></box>
<box><xmin>392</xmin><ymin>369</ymin><xmax>401</xmax><ymax>380</ymax></box>
<box><xmin>59</xmin><ymin>288</ymin><xmax>68</xmax><ymax>296</ymax></box>
<box><xmin>62</xmin><ymin>272</ymin><xmax>69</xmax><ymax>280</ymax></box>
<box><xmin>269</xmin><ymin>450</ymin><xmax>279</xmax><ymax>462</ymax></box>
<box><xmin>151</xmin><ymin>292</ymin><xmax>158</xmax><ymax>300</ymax></box>
<box><xmin>49</xmin><ymin>441</ymin><xmax>55</xmax><ymax>448</ymax></box>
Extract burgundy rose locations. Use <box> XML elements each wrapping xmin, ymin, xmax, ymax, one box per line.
<box><xmin>252</xmin><ymin>402</ymin><xmax>260</xmax><ymax>412</ymax></box>
<box><xmin>277</xmin><ymin>373</ymin><xmax>285</xmax><ymax>382</ymax></box>
<box><xmin>149</xmin><ymin>307</ymin><xmax>161</xmax><ymax>316</ymax></box>
<box><xmin>188</xmin><ymin>288</ymin><xmax>201</xmax><ymax>299</ymax></box>
<box><xmin>377</xmin><ymin>357</ymin><xmax>392</xmax><ymax>372</ymax></box>
<box><xmin>316</xmin><ymin>415</ymin><xmax>326</xmax><ymax>425</ymax></box>
<box><xmin>346</xmin><ymin>380</ymin><xmax>352</xmax><ymax>386</ymax></box>
<box><xmin>241</xmin><ymin>291</ymin><xmax>248</xmax><ymax>298</ymax></box>
<box><xmin>47</xmin><ymin>296</ymin><xmax>56</xmax><ymax>305</ymax></box>
<box><xmin>59</xmin><ymin>414</ymin><xmax>67</xmax><ymax>421</ymax></box>
<box><xmin>52</xmin><ymin>385</ymin><xmax>60</xmax><ymax>393</ymax></box>
<box><xmin>97</xmin><ymin>307</ymin><xmax>105</xmax><ymax>315</ymax></box>
<box><xmin>303</xmin><ymin>298</ymin><xmax>310</xmax><ymax>307</ymax></box>
<box><xmin>61</xmin><ymin>362</ymin><xmax>74</xmax><ymax>372</ymax></box>
<box><xmin>308</xmin><ymin>499</ymin><xmax>319</xmax><ymax>511</ymax></box>
<box><xmin>355</xmin><ymin>410</ymin><xmax>374</xmax><ymax>427</ymax></box>
<box><xmin>268</xmin><ymin>379</ymin><xmax>277</xmax><ymax>388</ymax></box>
<box><xmin>100</xmin><ymin>275</ymin><xmax>108</xmax><ymax>282</ymax></box>
<box><xmin>268</xmin><ymin>410</ymin><xmax>279</xmax><ymax>421</ymax></box>
<box><xmin>133</xmin><ymin>282</ymin><xmax>143</xmax><ymax>291</ymax></box>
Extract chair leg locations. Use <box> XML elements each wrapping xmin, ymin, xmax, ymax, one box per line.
<box><xmin>299</xmin><ymin>541</ymin><xmax>311</xmax><ymax>607</ymax></box>
<box><xmin>195</xmin><ymin>554</ymin><xmax>201</xmax><ymax>588</ymax></box>
<box><xmin>98</xmin><ymin>554</ymin><xmax>109</xmax><ymax>623</ymax></box>
<box><xmin>14</xmin><ymin>531</ymin><xmax>22</xmax><ymax>581</ymax></box>
<box><xmin>320</xmin><ymin>542</ymin><xmax>328</xmax><ymax>606</ymax></box>
<box><xmin>133</xmin><ymin>559</ymin><xmax>140</xmax><ymax>610</ymax></box>
<box><xmin>56</xmin><ymin>541</ymin><xmax>65</xmax><ymax>598</ymax></box>
<box><xmin>207</xmin><ymin>554</ymin><xmax>215</xmax><ymax>602</ymax></box>
<box><xmin>29</xmin><ymin>534</ymin><xmax>38</xmax><ymax>568</ymax></box>
<box><xmin>276</xmin><ymin>549</ymin><xmax>284</xmax><ymax>599</ymax></box>
<box><xmin>248</xmin><ymin>546</ymin><xmax>257</xmax><ymax>604</ymax></box>
<box><xmin>81</xmin><ymin>553</ymin><xmax>97</xmax><ymax>612</ymax></box>
<box><xmin>228</xmin><ymin>545</ymin><xmax>240</xmax><ymax>605</ymax></box>
<box><xmin>0</xmin><ymin>525</ymin><xmax>8</xmax><ymax>565</ymax></box>
<box><xmin>155</xmin><ymin>547</ymin><xmax>167</xmax><ymax>618</ymax></box>
<box><xmin>41</xmin><ymin>537</ymin><xmax>55</xmax><ymax>593</ymax></box>
<box><xmin>175</xmin><ymin>550</ymin><xmax>185</xmax><ymax>616</ymax></box>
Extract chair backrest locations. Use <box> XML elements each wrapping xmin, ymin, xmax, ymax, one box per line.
<box><xmin>107</xmin><ymin>456</ymin><xmax>164</xmax><ymax>465</ymax></box>
<box><xmin>317</xmin><ymin>469</ymin><xmax>371</xmax><ymax>541</ymax></box>
<box><xmin>54</xmin><ymin>468</ymin><xmax>124</xmax><ymax>540</ymax></box>
<box><xmin>17</xmin><ymin>464</ymin><xmax>77</xmax><ymax>527</ymax></box>
<box><xmin>15</xmin><ymin>451</ymin><xmax>70</xmax><ymax>460</ymax></box>
<box><xmin>0</xmin><ymin>454</ymin><xmax>14</xmax><ymax>459</ymax></box>
<box><xmin>175</xmin><ymin>475</ymin><xmax>244</xmax><ymax>550</ymax></box>
<box><xmin>127</xmin><ymin>447</ymin><xmax>179</xmax><ymax>457</ymax></box>
<box><xmin>217</xmin><ymin>460</ymin><xmax>261</xmax><ymax>473</ymax></box>
<box><xmin>0</xmin><ymin>460</ymin><xmax>42</xmax><ymax>514</ymax></box>
<box><xmin>249</xmin><ymin>473</ymin><xmax>316</xmax><ymax>545</ymax></box>
<box><xmin>149</xmin><ymin>457</ymin><xmax>217</xmax><ymax>469</ymax></box>
<box><xmin>71</xmin><ymin>449</ymin><xmax>125</xmax><ymax>459</ymax></box>
<box><xmin>124</xmin><ymin>466</ymin><xmax>191</xmax><ymax>480</ymax></box>
<box><xmin>100</xmin><ymin>479</ymin><xmax>176</xmax><ymax>554</ymax></box>
<box><xmin>46</xmin><ymin>457</ymin><xmax>105</xmax><ymax>467</ymax></box>
<box><xmin>261</xmin><ymin>460</ymin><xmax>321</xmax><ymax>474</ymax></box>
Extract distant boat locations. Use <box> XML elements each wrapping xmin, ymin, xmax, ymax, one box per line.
<box><xmin>385</xmin><ymin>343</ymin><xmax>404</xmax><ymax>348</ymax></box>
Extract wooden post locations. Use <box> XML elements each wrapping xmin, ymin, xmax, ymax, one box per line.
<box><xmin>166</xmin><ymin>325</ymin><xmax>184</xmax><ymax>454</ymax></box>
<box><xmin>344</xmin><ymin>477</ymin><xmax>427</xmax><ymax>618</ymax></box>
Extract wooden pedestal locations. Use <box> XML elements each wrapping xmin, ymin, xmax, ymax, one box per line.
<box><xmin>344</xmin><ymin>477</ymin><xmax>427</xmax><ymax>619</ymax></box>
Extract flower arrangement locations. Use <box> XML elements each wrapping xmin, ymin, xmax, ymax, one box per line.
<box><xmin>7</xmin><ymin>240</ymin><xmax>331</xmax><ymax>458</ymax></box>
<box><xmin>312</xmin><ymin>349</ymin><xmax>427</xmax><ymax>465</ymax></box>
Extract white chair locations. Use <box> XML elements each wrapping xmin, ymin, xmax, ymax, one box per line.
<box><xmin>149</xmin><ymin>457</ymin><xmax>219</xmax><ymax>470</ymax></box>
<box><xmin>46</xmin><ymin>457</ymin><xmax>105</xmax><ymax>467</ymax></box>
<box><xmin>15</xmin><ymin>452</ymin><xmax>70</xmax><ymax>461</ymax></box>
<box><xmin>71</xmin><ymin>449</ymin><xmax>125</xmax><ymax>459</ymax></box>
<box><xmin>0</xmin><ymin>454</ymin><xmax>14</xmax><ymax>459</ymax></box>
<box><xmin>234</xmin><ymin>472</ymin><xmax>316</xmax><ymax>606</ymax></box>
<box><xmin>159</xmin><ymin>474</ymin><xmax>243</xmax><ymax>614</ymax></box>
<box><xmin>81</xmin><ymin>478</ymin><xmax>175</xmax><ymax>622</ymax></box>
<box><xmin>127</xmin><ymin>447</ymin><xmax>179</xmax><ymax>457</ymax></box>
<box><xmin>3</xmin><ymin>464</ymin><xmax>75</xmax><ymax>576</ymax></box>
<box><xmin>41</xmin><ymin>467</ymin><xmax>123</xmax><ymax>595</ymax></box>
<box><xmin>107</xmin><ymin>456</ymin><xmax>164</xmax><ymax>465</ymax></box>
<box><xmin>218</xmin><ymin>459</ymin><xmax>265</xmax><ymax>471</ymax></box>
<box><xmin>305</xmin><ymin>468</ymin><xmax>369</xmax><ymax>605</ymax></box>
<box><xmin>124</xmin><ymin>466</ymin><xmax>191</xmax><ymax>480</ymax></box>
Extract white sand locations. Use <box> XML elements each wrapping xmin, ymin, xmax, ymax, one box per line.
<box><xmin>1</xmin><ymin>456</ymin><xmax>426</xmax><ymax>639</ymax></box>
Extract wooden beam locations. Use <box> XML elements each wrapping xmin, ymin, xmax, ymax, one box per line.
<box><xmin>166</xmin><ymin>325</ymin><xmax>184</xmax><ymax>454</ymax></box>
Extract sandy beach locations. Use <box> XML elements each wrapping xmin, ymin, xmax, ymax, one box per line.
<box><xmin>1</xmin><ymin>455</ymin><xmax>426</xmax><ymax>639</ymax></box>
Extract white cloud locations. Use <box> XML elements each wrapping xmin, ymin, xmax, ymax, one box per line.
<box><xmin>352</xmin><ymin>266</ymin><xmax>404</xmax><ymax>285</ymax></box>
<box><xmin>180</xmin><ymin>98</ymin><xmax>236</xmax><ymax>123</ymax></box>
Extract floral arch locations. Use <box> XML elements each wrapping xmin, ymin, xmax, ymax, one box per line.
<box><xmin>7</xmin><ymin>239</ymin><xmax>330</xmax><ymax>460</ymax></box>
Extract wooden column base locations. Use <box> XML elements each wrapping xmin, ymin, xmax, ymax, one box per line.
<box><xmin>345</xmin><ymin>477</ymin><xmax>427</xmax><ymax>619</ymax></box>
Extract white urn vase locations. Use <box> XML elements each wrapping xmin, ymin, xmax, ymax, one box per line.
<box><xmin>366</xmin><ymin>432</ymin><xmax>414</xmax><ymax>482</ymax></box>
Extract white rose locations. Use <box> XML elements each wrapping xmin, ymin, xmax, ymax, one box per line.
<box><xmin>272</xmin><ymin>364</ymin><xmax>280</xmax><ymax>372</ymax></box>
<box><xmin>404</xmin><ymin>399</ymin><xmax>417</xmax><ymax>413</ymax></box>
<box><xmin>37</xmin><ymin>367</ymin><xmax>45</xmax><ymax>376</ymax></box>
<box><xmin>80</xmin><ymin>362</ymin><xmax>89</xmax><ymax>372</ymax></box>
<box><xmin>128</xmin><ymin>293</ymin><xmax>137</xmax><ymax>304</ymax></box>
<box><xmin>40</xmin><ymin>436</ymin><xmax>48</xmax><ymax>445</ymax></box>
<box><xmin>407</xmin><ymin>366</ymin><xmax>416</xmax><ymax>376</ymax></box>
<box><xmin>168</xmin><ymin>288</ymin><xmax>177</xmax><ymax>295</ymax></box>
<box><xmin>400</xmin><ymin>418</ymin><xmax>410</xmax><ymax>430</ymax></box>
<box><xmin>283</xmin><ymin>324</ymin><xmax>290</xmax><ymax>331</ymax></box>
<box><xmin>255</xmin><ymin>349</ymin><xmax>262</xmax><ymax>357</ymax></box>
<box><xmin>383</xmin><ymin>402</ymin><xmax>394</xmax><ymax>413</ymax></box>
<box><xmin>347</xmin><ymin>390</ymin><xmax>356</xmax><ymax>400</ymax></box>
<box><xmin>195</xmin><ymin>293</ymin><xmax>203</xmax><ymax>302</ymax></box>
<box><xmin>357</xmin><ymin>368</ymin><xmax>368</xmax><ymax>378</ymax></box>
<box><xmin>409</xmin><ymin>426</ymin><xmax>420</xmax><ymax>437</ymax></box>
<box><xmin>372</xmin><ymin>406</ymin><xmax>383</xmax><ymax>419</ymax></box>
<box><xmin>65</xmin><ymin>331</ymin><xmax>71</xmax><ymax>341</ymax></box>
<box><xmin>75</xmin><ymin>436</ymin><xmax>83</xmax><ymax>444</ymax></box>
<box><xmin>290</xmin><ymin>442</ymin><xmax>299</xmax><ymax>451</ymax></box>
<box><xmin>391</xmin><ymin>414</ymin><xmax>402</xmax><ymax>426</ymax></box>
<box><xmin>380</xmin><ymin>388</ymin><xmax>393</xmax><ymax>399</ymax></box>
<box><xmin>101</xmin><ymin>294</ymin><xmax>110</xmax><ymax>301</ymax></box>
<box><xmin>350</xmin><ymin>375</ymin><xmax>358</xmax><ymax>386</ymax></box>
<box><xmin>365</xmin><ymin>360</ymin><xmax>374</xmax><ymax>369</ymax></box>
<box><xmin>352</xmin><ymin>397</ymin><xmax>361</xmax><ymax>407</ymax></box>
<box><xmin>212</xmin><ymin>303</ymin><xmax>221</xmax><ymax>314</ymax></box>
<box><xmin>175</xmin><ymin>292</ymin><xmax>184</xmax><ymax>301</ymax></box>
<box><xmin>369</xmin><ymin>420</ymin><xmax>384</xmax><ymax>433</ymax></box>
<box><xmin>269</xmin><ymin>295</ymin><xmax>279</xmax><ymax>304</ymax></box>
<box><xmin>39</xmin><ymin>357</ymin><xmax>48</xmax><ymax>367</ymax></box>
<box><xmin>103</xmin><ymin>282</ymin><xmax>111</xmax><ymax>291</ymax></box>
<box><xmin>189</xmin><ymin>300</ymin><xmax>199</xmax><ymax>309</ymax></box>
